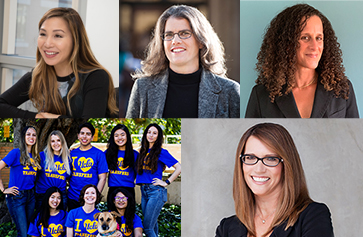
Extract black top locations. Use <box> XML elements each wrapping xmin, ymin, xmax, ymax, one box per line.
<box><xmin>0</xmin><ymin>69</ymin><xmax>110</xmax><ymax>118</ymax></box>
<box><xmin>245</xmin><ymin>79</ymin><xmax>359</xmax><ymax>118</ymax></box>
<box><xmin>216</xmin><ymin>202</ymin><xmax>334</xmax><ymax>237</ymax></box>
<box><xmin>162</xmin><ymin>67</ymin><xmax>201</xmax><ymax>118</ymax></box>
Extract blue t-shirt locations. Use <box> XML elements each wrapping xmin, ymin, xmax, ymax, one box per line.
<box><xmin>2</xmin><ymin>148</ymin><xmax>37</xmax><ymax>190</ymax></box>
<box><xmin>119</xmin><ymin>214</ymin><xmax>143</xmax><ymax>237</ymax></box>
<box><xmin>36</xmin><ymin>151</ymin><xmax>70</xmax><ymax>193</ymax></box>
<box><xmin>107</xmin><ymin>149</ymin><xmax>138</xmax><ymax>188</ymax></box>
<box><xmin>28</xmin><ymin>209</ymin><xmax>67</xmax><ymax>237</ymax></box>
<box><xmin>136</xmin><ymin>148</ymin><xmax>178</xmax><ymax>184</ymax></box>
<box><xmin>68</xmin><ymin>147</ymin><xmax>108</xmax><ymax>201</ymax></box>
<box><xmin>65</xmin><ymin>207</ymin><xmax>99</xmax><ymax>237</ymax></box>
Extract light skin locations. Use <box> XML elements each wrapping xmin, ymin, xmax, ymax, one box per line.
<box><xmin>293</xmin><ymin>15</ymin><xmax>324</xmax><ymax>118</ymax></box>
<box><xmin>50</xmin><ymin>134</ymin><xmax>62</xmax><ymax>156</ymax></box>
<box><xmin>164</xmin><ymin>17</ymin><xmax>202</xmax><ymax>74</ymax></box>
<box><xmin>243</xmin><ymin>136</ymin><xmax>283</xmax><ymax>237</ymax></box>
<box><xmin>114</xmin><ymin>192</ymin><xmax>143</xmax><ymax>237</ymax></box>
<box><xmin>0</xmin><ymin>128</ymin><xmax>37</xmax><ymax>196</ymax></box>
<box><xmin>114</xmin><ymin>129</ymin><xmax>127</xmax><ymax>151</ymax></box>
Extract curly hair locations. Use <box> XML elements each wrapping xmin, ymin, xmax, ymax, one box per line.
<box><xmin>256</xmin><ymin>3</ymin><xmax>349</xmax><ymax>102</ymax></box>
<box><xmin>133</xmin><ymin>4</ymin><xmax>227</xmax><ymax>79</ymax></box>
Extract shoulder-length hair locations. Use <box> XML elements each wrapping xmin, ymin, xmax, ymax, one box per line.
<box><xmin>106</xmin><ymin>124</ymin><xmax>135</xmax><ymax>171</ymax></box>
<box><xmin>19</xmin><ymin>126</ymin><xmax>41</xmax><ymax>169</ymax></box>
<box><xmin>31</xmin><ymin>187</ymin><xmax>65</xmax><ymax>228</ymax></box>
<box><xmin>136</xmin><ymin>123</ymin><xmax>163</xmax><ymax>174</ymax></box>
<box><xmin>44</xmin><ymin>130</ymin><xmax>71</xmax><ymax>175</ymax></box>
<box><xmin>256</xmin><ymin>3</ymin><xmax>349</xmax><ymax>102</ymax></box>
<box><xmin>107</xmin><ymin>188</ymin><xmax>136</xmax><ymax>234</ymax></box>
<box><xmin>29</xmin><ymin>7</ymin><xmax>118</xmax><ymax>116</ymax></box>
<box><xmin>133</xmin><ymin>4</ymin><xmax>227</xmax><ymax>78</ymax></box>
<box><xmin>78</xmin><ymin>184</ymin><xmax>102</xmax><ymax>206</ymax></box>
<box><xmin>233</xmin><ymin>123</ymin><xmax>312</xmax><ymax>236</ymax></box>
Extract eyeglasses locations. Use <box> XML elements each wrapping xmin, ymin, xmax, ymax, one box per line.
<box><xmin>240</xmin><ymin>154</ymin><xmax>283</xmax><ymax>167</ymax></box>
<box><xmin>161</xmin><ymin>30</ymin><xmax>193</xmax><ymax>41</ymax></box>
<box><xmin>115</xmin><ymin>196</ymin><xmax>128</xmax><ymax>202</ymax></box>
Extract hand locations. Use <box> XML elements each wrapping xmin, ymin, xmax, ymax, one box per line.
<box><xmin>36</xmin><ymin>112</ymin><xmax>61</xmax><ymax>118</ymax></box>
<box><xmin>115</xmin><ymin>230</ymin><xmax>123</xmax><ymax>237</ymax></box>
<box><xmin>152</xmin><ymin>178</ymin><xmax>167</xmax><ymax>187</ymax></box>
<box><xmin>3</xmin><ymin>186</ymin><xmax>19</xmax><ymax>195</ymax></box>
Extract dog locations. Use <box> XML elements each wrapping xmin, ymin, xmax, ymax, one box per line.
<box><xmin>94</xmin><ymin>211</ymin><xmax>122</xmax><ymax>237</ymax></box>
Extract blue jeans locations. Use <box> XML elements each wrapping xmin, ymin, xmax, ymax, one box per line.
<box><xmin>140</xmin><ymin>184</ymin><xmax>167</xmax><ymax>237</ymax></box>
<box><xmin>6</xmin><ymin>189</ymin><xmax>35</xmax><ymax>237</ymax></box>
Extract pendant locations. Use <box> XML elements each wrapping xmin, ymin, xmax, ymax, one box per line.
<box><xmin>262</xmin><ymin>220</ymin><xmax>266</xmax><ymax>224</ymax></box>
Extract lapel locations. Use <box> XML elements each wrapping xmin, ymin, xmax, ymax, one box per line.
<box><xmin>147</xmin><ymin>71</ymin><xmax>169</xmax><ymax>117</ymax></box>
<box><xmin>310</xmin><ymin>81</ymin><xmax>333</xmax><ymax>118</ymax></box>
<box><xmin>198</xmin><ymin>70</ymin><xmax>222</xmax><ymax>118</ymax></box>
<box><xmin>275</xmin><ymin>88</ymin><xmax>301</xmax><ymax>118</ymax></box>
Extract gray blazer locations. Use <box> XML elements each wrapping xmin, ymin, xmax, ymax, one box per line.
<box><xmin>126</xmin><ymin>69</ymin><xmax>240</xmax><ymax>118</ymax></box>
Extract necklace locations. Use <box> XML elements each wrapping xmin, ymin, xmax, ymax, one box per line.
<box><xmin>295</xmin><ymin>74</ymin><xmax>317</xmax><ymax>89</ymax></box>
<box><xmin>257</xmin><ymin>209</ymin><xmax>276</xmax><ymax>224</ymax></box>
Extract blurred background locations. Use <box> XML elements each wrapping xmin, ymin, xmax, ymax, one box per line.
<box><xmin>119</xmin><ymin>0</ymin><xmax>240</xmax><ymax>117</ymax></box>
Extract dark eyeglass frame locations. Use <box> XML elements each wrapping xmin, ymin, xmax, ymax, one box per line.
<box><xmin>240</xmin><ymin>154</ymin><xmax>283</xmax><ymax>167</ymax></box>
<box><xmin>161</xmin><ymin>30</ymin><xmax>193</xmax><ymax>41</ymax></box>
<box><xmin>115</xmin><ymin>196</ymin><xmax>128</xmax><ymax>201</ymax></box>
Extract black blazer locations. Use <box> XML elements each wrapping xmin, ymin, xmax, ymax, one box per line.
<box><xmin>216</xmin><ymin>202</ymin><xmax>334</xmax><ymax>237</ymax></box>
<box><xmin>245</xmin><ymin>80</ymin><xmax>359</xmax><ymax>118</ymax></box>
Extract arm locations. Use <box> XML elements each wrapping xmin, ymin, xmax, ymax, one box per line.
<box><xmin>301</xmin><ymin>203</ymin><xmax>333</xmax><ymax>237</ymax></box>
<box><xmin>0</xmin><ymin>160</ymin><xmax>19</xmax><ymax>195</ymax></box>
<box><xmin>152</xmin><ymin>162</ymin><xmax>181</xmax><ymax>187</ymax></box>
<box><xmin>81</xmin><ymin>70</ymin><xmax>110</xmax><ymax>118</ymax></box>
<box><xmin>134</xmin><ymin>227</ymin><xmax>143</xmax><ymax>237</ymax></box>
<box><xmin>126</xmin><ymin>79</ymin><xmax>141</xmax><ymax>118</ymax></box>
<box><xmin>66</xmin><ymin>227</ymin><xmax>73</xmax><ymax>237</ymax></box>
<box><xmin>228</xmin><ymin>81</ymin><xmax>240</xmax><ymax>118</ymax></box>
<box><xmin>346</xmin><ymin>80</ymin><xmax>359</xmax><ymax>118</ymax></box>
<box><xmin>97</xmin><ymin>173</ymin><xmax>107</xmax><ymax>193</ymax></box>
<box><xmin>245</xmin><ymin>85</ymin><xmax>262</xmax><ymax>118</ymax></box>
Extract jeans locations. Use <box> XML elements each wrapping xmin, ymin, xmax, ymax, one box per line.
<box><xmin>140</xmin><ymin>184</ymin><xmax>167</xmax><ymax>237</ymax></box>
<box><xmin>6</xmin><ymin>189</ymin><xmax>35</xmax><ymax>237</ymax></box>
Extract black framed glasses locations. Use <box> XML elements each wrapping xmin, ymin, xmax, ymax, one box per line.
<box><xmin>240</xmin><ymin>154</ymin><xmax>283</xmax><ymax>167</ymax></box>
<box><xmin>161</xmin><ymin>30</ymin><xmax>193</xmax><ymax>41</ymax></box>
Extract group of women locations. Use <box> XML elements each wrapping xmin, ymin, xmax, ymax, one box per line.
<box><xmin>0</xmin><ymin>123</ymin><xmax>181</xmax><ymax>237</ymax></box>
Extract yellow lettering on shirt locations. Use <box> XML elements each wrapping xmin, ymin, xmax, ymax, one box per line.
<box><xmin>110</xmin><ymin>170</ymin><xmax>129</xmax><ymax>176</ymax></box>
<box><xmin>73</xmin><ymin>172</ymin><xmax>92</xmax><ymax>178</ymax></box>
<box><xmin>75</xmin><ymin>219</ymin><xmax>82</xmax><ymax>232</ymax></box>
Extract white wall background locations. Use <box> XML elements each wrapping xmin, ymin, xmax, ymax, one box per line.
<box><xmin>182</xmin><ymin>119</ymin><xmax>363</xmax><ymax>236</ymax></box>
<box><xmin>84</xmin><ymin>0</ymin><xmax>118</xmax><ymax>87</ymax></box>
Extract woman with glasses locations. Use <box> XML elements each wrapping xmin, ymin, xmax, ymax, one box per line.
<box><xmin>126</xmin><ymin>5</ymin><xmax>240</xmax><ymax>118</ymax></box>
<box><xmin>216</xmin><ymin>123</ymin><xmax>333</xmax><ymax>237</ymax></box>
<box><xmin>107</xmin><ymin>187</ymin><xmax>143</xmax><ymax>237</ymax></box>
<box><xmin>245</xmin><ymin>4</ymin><xmax>358</xmax><ymax>118</ymax></box>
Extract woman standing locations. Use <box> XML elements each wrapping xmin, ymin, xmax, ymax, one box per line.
<box><xmin>0</xmin><ymin>7</ymin><xmax>118</xmax><ymax>118</ymax></box>
<box><xmin>105</xmin><ymin>124</ymin><xmax>138</xmax><ymax>200</ymax></box>
<box><xmin>0</xmin><ymin>126</ymin><xmax>41</xmax><ymax>237</ymax></box>
<box><xmin>65</xmin><ymin>184</ymin><xmax>101</xmax><ymax>237</ymax></box>
<box><xmin>28</xmin><ymin>187</ymin><xmax>67</xmax><ymax>237</ymax></box>
<box><xmin>136</xmin><ymin>123</ymin><xmax>181</xmax><ymax>237</ymax></box>
<box><xmin>35</xmin><ymin>130</ymin><xmax>71</xmax><ymax>211</ymax></box>
<box><xmin>107</xmin><ymin>188</ymin><xmax>143</xmax><ymax>237</ymax></box>
<box><xmin>126</xmin><ymin>5</ymin><xmax>240</xmax><ymax>118</ymax></box>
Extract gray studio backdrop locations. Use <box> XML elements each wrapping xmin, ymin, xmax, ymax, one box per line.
<box><xmin>182</xmin><ymin>119</ymin><xmax>363</xmax><ymax>236</ymax></box>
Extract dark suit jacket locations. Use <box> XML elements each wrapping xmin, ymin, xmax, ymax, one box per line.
<box><xmin>245</xmin><ymin>80</ymin><xmax>359</xmax><ymax>118</ymax></box>
<box><xmin>216</xmin><ymin>202</ymin><xmax>334</xmax><ymax>237</ymax></box>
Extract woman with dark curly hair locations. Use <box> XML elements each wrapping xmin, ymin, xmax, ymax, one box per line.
<box><xmin>126</xmin><ymin>5</ymin><xmax>240</xmax><ymax>118</ymax></box>
<box><xmin>245</xmin><ymin>3</ymin><xmax>359</xmax><ymax>118</ymax></box>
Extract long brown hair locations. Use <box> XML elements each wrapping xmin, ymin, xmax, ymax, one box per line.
<box><xmin>233</xmin><ymin>123</ymin><xmax>312</xmax><ymax>236</ymax></box>
<box><xmin>29</xmin><ymin>7</ymin><xmax>118</xmax><ymax>116</ymax></box>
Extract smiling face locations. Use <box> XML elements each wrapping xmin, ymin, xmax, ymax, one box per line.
<box><xmin>114</xmin><ymin>192</ymin><xmax>128</xmax><ymax>210</ymax></box>
<box><xmin>38</xmin><ymin>17</ymin><xmax>73</xmax><ymax>76</ymax></box>
<box><xmin>114</xmin><ymin>129</ymin><xmax>127</xmax><ymax>150</ymax></box>
<box><xmin>49</xmin><ymin>192</ymin><xmax>61</xmax><ymax>210</ymax></box>
<box><xmin>78</xmin><ymin>127</ymin><xmax>93</xmax><ymax>149</ymax></box>
<box><xmin>50</xmin><ymin>134</ymin><xmax>62</xmax><ymax>155</ymax></box>
<box><xmin>84</xmin><ymin>187</ymin><xmax>97</xmax><ymax>206</ymax></box>
<box><xmin>163</xmin><ymin>17</ymin><xmax>201</xmax><ymax>74</ymax></box>
<box><xmin>296</xmin><ymin>15</ymin><xmax>324</xmax><ymax>71</ymax></box>
<box><xmin>147</xmin><ymin>126</ymin><xmax>159</xmax><ymax>146</ymax></box>
<box><xmin>243</xmin><ymin>136</ymin><xmax>283</xmax><ymax>198</ymax></box>
<box><xmin>25</xmin><ymin>128</ymin><xmax>37</xmax><ymax>147</ymax></box>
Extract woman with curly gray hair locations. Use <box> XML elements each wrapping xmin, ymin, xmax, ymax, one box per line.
<box><xmin>245</xmin><ymin>3</ymin><xmax>358</xmax><ymax>118</ymax></box>
<box><xmin>126</xmin><ymin>5</ymin><xmax>240</xmax><ymax>118</ymax></box>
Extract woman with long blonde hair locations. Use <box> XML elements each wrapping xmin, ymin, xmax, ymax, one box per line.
<box><xmin>0</xmin><ymin>7</ymin><xmax>118</xmax><ymax>118</ymax></box>
<box><xmin>216</xmin><ymin>123</ymin><xmax>333</xmax><ymax>237</ymax></box>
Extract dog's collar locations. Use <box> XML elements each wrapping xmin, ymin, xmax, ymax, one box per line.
<box><xmin>99</xmin><ymin>230</ymin><xmax>117</xmax><ymax>236</ymax></box>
